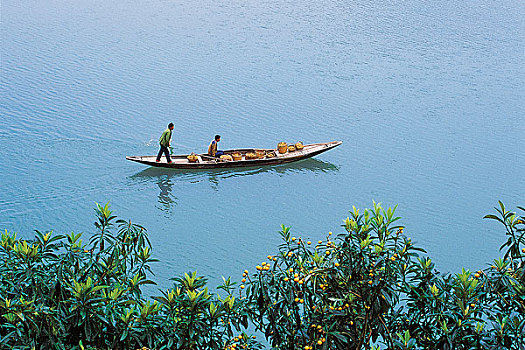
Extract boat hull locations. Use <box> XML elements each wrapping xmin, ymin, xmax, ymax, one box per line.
<box><xmin>126</xmin><ymin>141</ymin><xmax>342</xmax><ymax>169</ymax></box>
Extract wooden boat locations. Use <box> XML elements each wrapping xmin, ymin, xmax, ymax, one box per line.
<box><xmin>126</xmin><ymin>141</ymin><xmax>342</xmax><ymax>169</ymax></box>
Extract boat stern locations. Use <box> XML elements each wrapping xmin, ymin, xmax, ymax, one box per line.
<box><xmin>126</xmin><ymin>156</ymin><xmax>141</xmax><ymax>162</ymax></box>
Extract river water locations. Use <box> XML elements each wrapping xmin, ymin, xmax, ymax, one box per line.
<box><xmin>1</xmin><ymin>0</ymin><xmax>524</xmax><ymax>291</ymax></box>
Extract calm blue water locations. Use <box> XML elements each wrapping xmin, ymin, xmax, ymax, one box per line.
<box><xmin>1</xmin><ymin>0</ymin><xmax>524</xmax><ymax>292</ymax></box>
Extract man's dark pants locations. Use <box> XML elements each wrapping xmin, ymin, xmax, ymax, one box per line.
<box><xmin>156</xmin><ymin>145</ymin><xmax>172</xmax><ymax>163</ymax></box>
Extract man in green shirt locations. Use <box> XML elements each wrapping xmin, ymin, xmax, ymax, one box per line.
<box><xmin>156</xmin><ymin>123</ymin><xmax>174</xmax><ymax>163</ymax></box>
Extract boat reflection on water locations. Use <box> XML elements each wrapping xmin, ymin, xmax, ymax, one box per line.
<box><xmin>131</xmin><ymin>157</ymin><xmax>339</xmax><ymax>182</ymax></box>
<box><xmin>129</xmin><ymin>158</ymin><xmax>339</xmax><ymax>209</ymax></box>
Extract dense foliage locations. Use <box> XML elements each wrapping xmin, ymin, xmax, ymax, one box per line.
<box><xmin>0</xmin><ymin>203</ymin><xmax>258</xmax><ymax>350</ymax></box>
<box><xmin>244</xmin><ymin>202</ymin><xmax>524</xmax><ymax>350</ymax></box>
<box><xmin>1</xmin><ymin>202</ymin><xmax>523</xmax><ymax>349</ymax></box>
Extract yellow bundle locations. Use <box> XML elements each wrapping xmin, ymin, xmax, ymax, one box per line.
<box><xmin>220</xmin><ymin>154</ymin><xmax>233</xmax><ymax>161</ymax></box>
<box><xmin>245</xmin><ymin>152</ymin><xmax>258</xmax><ymax>160</ymax></box>
<box><xmin>187</xmin><ymin>154</ymin><xmax>198</xmax><ymax>163</ymax></box>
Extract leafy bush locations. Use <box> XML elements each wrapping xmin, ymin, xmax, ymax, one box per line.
<box><xmin>1</xmin><ymin>202</ymin><xmax>523</xmax><ymax>349</ymax></box>
<box><xmin>0</xmin><ymin>203</ymin><xmax>259</xmax><ymax>350</ymax></box>
<box><xmin>243</xmin><ymin>202</ymin><xmax>524</xmax><ymax>350</ymax></box>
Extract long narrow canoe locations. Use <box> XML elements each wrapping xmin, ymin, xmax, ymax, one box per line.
<box><xmin>126</xmin><ymin>141</ymin><xmax>342</xmax><ymax>169</ymax></box>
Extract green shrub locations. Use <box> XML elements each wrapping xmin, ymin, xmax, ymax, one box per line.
<box><xmin>243</xmin><ymin>202</ymin><xmax>524</xmax><ymax>350</ymax></box>
<box><xmin>0</xmin><ymin>203</ymin><xmax>260</xmax><ymax>350</ymax></box>
<box><xmin>1</xmin><ymin>202</ymin><xmax>523</xmax><ymax>349</ymax></box>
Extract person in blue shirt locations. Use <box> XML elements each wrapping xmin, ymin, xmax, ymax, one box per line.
<box><xmin>156</xmin><ymin>123</ymin><xmax>174</xmax><ymax>163</ymax></box>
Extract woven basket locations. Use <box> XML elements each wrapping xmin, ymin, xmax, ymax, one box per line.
<box><xmin>232</xmin><ymin>153</ymin><xmax>242</xmax><ymax>161</ymax></box>
<box><xmin>220</xmin><ymin>155</ymin><xmax>233</xmax><ymax>161</ymax></box>
<box><xmin>288</xmin><ymin>145</ymin><xmax>296</xmax><ymax>152</ymax></box>
<box><xmin>278</xmin><ymin>142</ymin><xmax>287</xmax><ymax>154</ymax></box>
<box><xmin>295</xmin><ymin>142</ymin><xmax>304</xmax><ymax>150</ymax></box>
<box><xmin>256</xmin><ymin>150</ymin><xmax>265</xmax><ymax>159</ymax></box>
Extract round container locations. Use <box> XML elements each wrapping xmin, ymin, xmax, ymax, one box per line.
<box><xmin>266</xmin><ymin>152</ymin><xmax>276</xmax><ymax>158</ymax></box>
<box><xmin>288</xmin><ymin>145</ymin><xmax>296</xmax><ymax>152</ymax></box>
<box><xmin>232</xmin><ymin>153</ymin><xmax>242</xmax><ymax>161</ymax></box>
<box><xmin>256</xmin><ymin>150</ymin><xmax>265</xmax><ymax>159</ymax></box>
<box><xmin>278</xmin><ymin>142</ymin><xmax>288</xmax><ymax>154</ymax></box>
<box><xmin>295</xmin><ymin>142</ymin><xmax>304</xmax><ymax>151</ymax></box>
<box><xmin>220</xmin><ymin>155</ymin><xmax>233</xmax><ymax>161</ymax></box>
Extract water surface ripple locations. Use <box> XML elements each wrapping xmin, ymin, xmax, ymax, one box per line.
<box><xmin>1</xmin><ymin>0</ymin><xmax>524</xmax><ymax>290</ymax></box>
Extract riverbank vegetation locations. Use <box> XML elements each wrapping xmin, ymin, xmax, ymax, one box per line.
<box><xmin>1</xmin><ymin>202</ymin><xmax>523</xmax><ymax>349</ymax></box>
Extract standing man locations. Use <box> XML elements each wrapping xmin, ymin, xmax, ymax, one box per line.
<box><xmin>156</xmin><ymin>123</ymin><xmax>174</xmax><ymax>163</ymax></box>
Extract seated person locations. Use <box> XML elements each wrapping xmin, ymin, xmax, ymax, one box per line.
<box><xmin>208</xmin><ymin>135</ymin><xmax>224</xmax><ymax>157</ymax></box>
